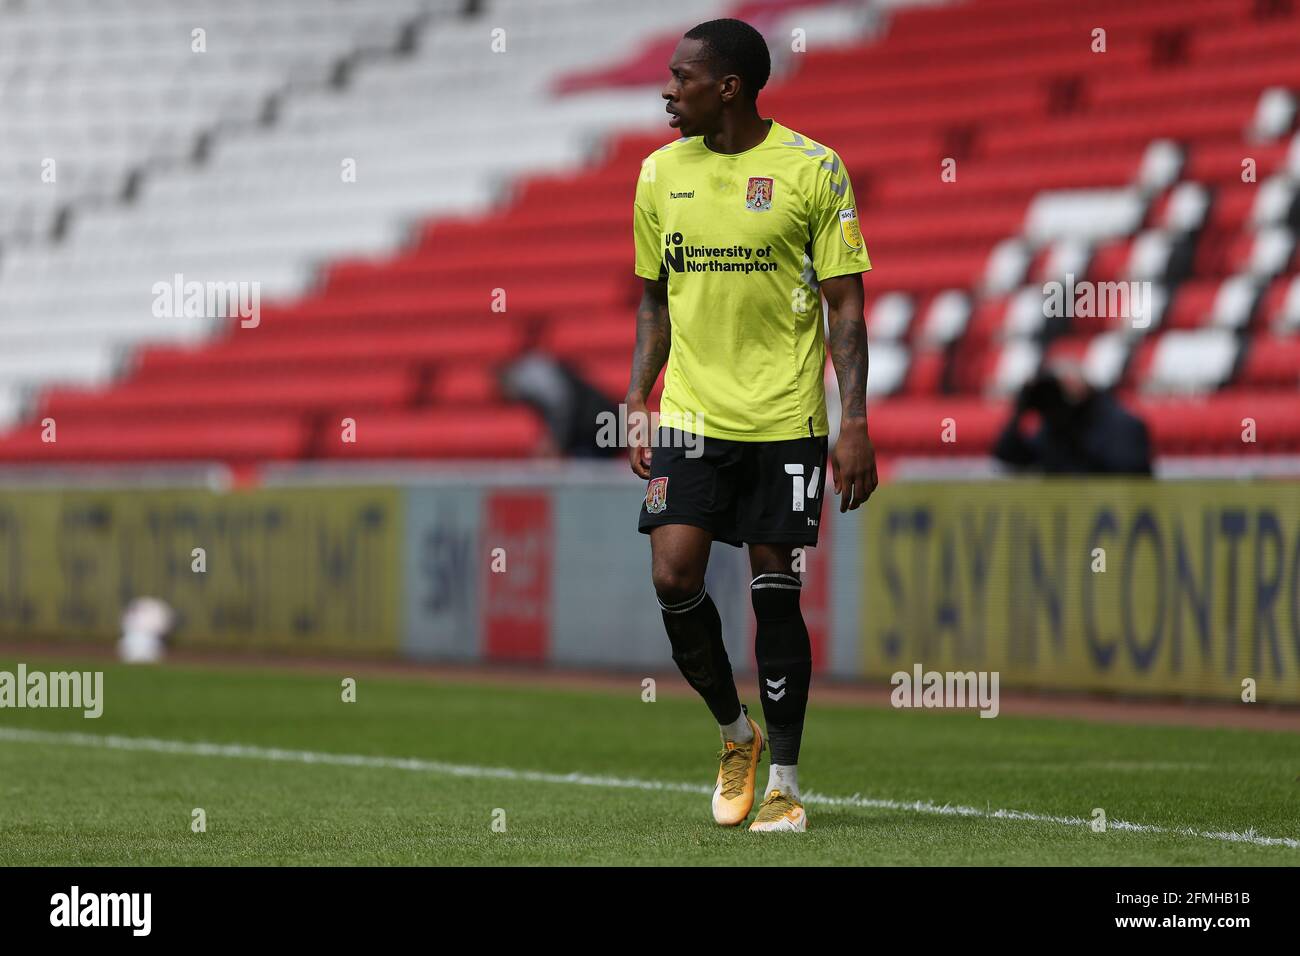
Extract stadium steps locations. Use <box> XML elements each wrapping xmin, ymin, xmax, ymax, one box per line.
<box><xmin>1</xmin><ymin>0</ymin><xmax>1298</xmax><ymax>465</ymax></box>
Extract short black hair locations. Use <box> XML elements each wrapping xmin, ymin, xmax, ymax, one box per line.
<box><xmin>683</xmin><ymin>18</ymin><xmax>771</xmax><ymax>102</ymax></box>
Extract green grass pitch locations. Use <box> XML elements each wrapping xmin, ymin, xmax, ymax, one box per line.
<box><xmin>0</xmin><ymin>657</ymin><xmax>1296</xmax><ymax>866</ymax></box>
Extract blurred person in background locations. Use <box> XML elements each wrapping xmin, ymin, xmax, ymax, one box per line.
<box><xmin>994</xmin><ymin>358</ymin><xmax>1152</xmax><ymax>476</ymax></box>
<box><xmin>498</xmin><ymin>348</ymin><xmax>621</xmax><ymax>459</ymax></box>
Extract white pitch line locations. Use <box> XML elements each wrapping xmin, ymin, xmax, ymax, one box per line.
<box><xmin>1</xmin><ymin>726</ymin><xmax>1296</xmax><ymax>850</ymax></box>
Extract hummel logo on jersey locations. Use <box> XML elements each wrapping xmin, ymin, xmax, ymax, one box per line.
<box><xmin>669</xmin><ymin>190</ymin><xmax>694</xmax><ymax>199</ymax></box>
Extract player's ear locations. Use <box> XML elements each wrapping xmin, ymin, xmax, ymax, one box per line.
<box><xmin>718</xmin><ymin>73</ymin><xmax>741</xmax><ymax>105</ymax></box>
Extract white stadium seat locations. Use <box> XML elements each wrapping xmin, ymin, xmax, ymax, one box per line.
<box><xmin>918</xmin><ymin>289</ymin><xmax>971</xmax><ymax>347</ymax></box>
<box><xmin>1024</xmin><ymin>189</ymin><xmax>1145</xmax><ymax>246</ymax></box>
<box><xmin>1081</xmin><ymin>331</ymin><xmax>1131</xmax><ymax>390</ymax></box>
<box><xmin>1144</xmin><ymin>329</ymin><xmax>1239</xmax><ymax>394</ymax></box>
<box><xmin>866</xmin><ymin>292</ymin><xmax>914</xmax><ymax>341</ymax></box>
<box><xmin>866</xmin><ymin>341</ymin><xmax>910</xmax><ymax>397</ymax></box>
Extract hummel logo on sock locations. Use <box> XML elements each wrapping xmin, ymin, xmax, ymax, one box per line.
<box><xmin>766</xmin><ymin>675</ymin><xmax>787</xmax><ymax>701</ymax></box>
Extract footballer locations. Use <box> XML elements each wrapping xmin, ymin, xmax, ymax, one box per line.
<box><xmin>625</xmin><ymin>18</ymin><xmax>877</xmax><ymax>832</ymax></box>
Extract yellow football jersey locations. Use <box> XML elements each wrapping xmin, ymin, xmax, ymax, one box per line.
<box><xmin>633</xmin><ymin>118</ymin><xmax>871</xmax><ymax>442</ymax></box>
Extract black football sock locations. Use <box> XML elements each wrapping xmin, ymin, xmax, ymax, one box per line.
<box><xmin>658</xmin><ymin>585</ymin><xmax>743</xmax><ymax>726</ymax></box>
<box><xmin>751</xmin><ymin>573</ymin><xmax>812</xmax><ymax>766</ymax></box>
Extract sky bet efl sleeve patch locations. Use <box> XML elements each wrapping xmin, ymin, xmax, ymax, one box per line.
<box><xmin>839</xmin><ymin>207</ymin><xmax>863</xmax><ymax>250</ymax></box>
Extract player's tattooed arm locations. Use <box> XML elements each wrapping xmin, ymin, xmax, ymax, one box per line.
<box><xmin>822</xmin><ymin>272</ymin><xmax>879</xmax><ymax>511</ymax></box>
<box><xmin>627</xmin><ymin>278</ymin><xmax>670</xmax><ymax>403</ymax></box>
<box><xmin>625</xmin><ymin>277</ymin><xmax>670</xmax><ymax>478</ymax></box>
<box><xmin>823</xmin><ymin>273</ymin><xmax>868</xmax><ymax>421</ymax></box>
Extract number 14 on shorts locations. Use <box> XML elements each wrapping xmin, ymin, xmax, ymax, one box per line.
<box><xmin>784</xmin><ymin>464</ymin><xmax>820</xmax><ymax>512</ymax></box>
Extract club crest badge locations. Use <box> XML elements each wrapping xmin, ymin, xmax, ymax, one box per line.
<box><xmin>745</xmin><ymin>176</ymin><xmax>773</xmax><ymax>212</ymax></box>
<box><xmin>645</xmin><ymin>476</ymin><xmax>669</xmax><ymax>514</ymax></box>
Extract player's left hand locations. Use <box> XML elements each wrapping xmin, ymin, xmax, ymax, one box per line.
<box><xmin>831</xmin><ymin>417</ymin><xmax>878</xmax><ymax>512</ymax></box>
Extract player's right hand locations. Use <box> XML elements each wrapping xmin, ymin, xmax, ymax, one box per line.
<box><xmin>831</xmin><ymin>417</ymin><xmax>878</xmax><ymax>512</ymax></box>
<box><xmin>626</xmin><ymin>400</ymin><xmax>653</xmax><ymax>478</ymax></box>
<box><xmin>630</xmin><ymin>443</ymin><xmax>652</xmax><ymax>479</ymax></box>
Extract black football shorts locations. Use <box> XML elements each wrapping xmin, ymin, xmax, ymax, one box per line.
<box><xmin>637</xmin><ymin>427</ymin><xmax>830</xmax><ymax>548</ymax></box>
